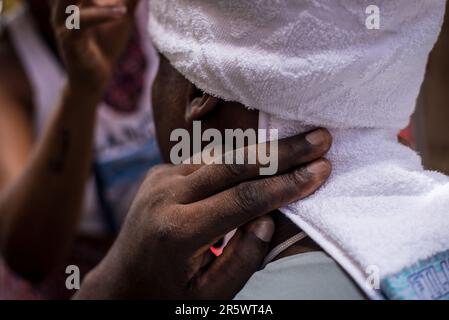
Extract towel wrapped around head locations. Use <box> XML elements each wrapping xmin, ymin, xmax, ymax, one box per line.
<box><xmin>149</xmin><ymin>0</ymin><xmax>449</xmax><ymax>300</ymax></box>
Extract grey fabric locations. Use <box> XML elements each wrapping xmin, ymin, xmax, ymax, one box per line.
<box><xmin>235</xmin><ymin>251</ymin><xmax>366</xmax><ymax>300</ymax></box>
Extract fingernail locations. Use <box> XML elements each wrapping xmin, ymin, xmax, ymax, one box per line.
<box><xmin>249</xmin><ymin>217</ymin><xmax>275</xmax><ymax>242</ymax></box>
<box><xmin>306</xmin><ymin>159</ymin><xmax>330</xmax><ymax>175</ymax></box>
<box><xmin>306</xmin><ymin>129</ymin><xmax>326</xmax><ymax>146</ymax></box>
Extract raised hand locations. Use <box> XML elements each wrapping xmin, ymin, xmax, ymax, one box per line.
<box><xmin>50</xmin><ymin>0</ymin><xmax>139</xmax><ymax>92</ymax></box>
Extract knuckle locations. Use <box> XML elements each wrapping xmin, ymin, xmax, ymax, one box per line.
<box><xmin>307</xmin><ymin>159</ymin><xmax>332</xmax><ymax>181</ymax></box>
<box><xmin>285</xmin><ymin>161</ymin><xmax>332</xmax><ymax>198</ymax></box>
<box><xmin>151</xmin><ymin>188</ymin><xmax>170</xmax><ymax>207</ymax></box>
<box><xmin>154</xmin><ymin>206</ymin><xmax>187</xmax><ymax>243</ymax></box>
<box><xmin>177</xmin><ymin>163</ymin><xmax>196</xmax><ymax>174</ymax></box>
<box><xmin>145</xmin><ymin>164</ymin><xmax>172</xmax><ymax>179</ymax></box>
<box><xmin>234</xmin><ymin>183</ymin><xmax>263</xmax><ymax>214</ymax></box>
<box><xmin>284</xmin><ymin>136</ymin><xmax>298</xmax><ymax>151</ymax></box>
<box><xmin>188</xmin><ymin>173</ymin><xmax>210</xmax><ymax>194</ymax></box>
<box><xmin>154</xmin><ymin>224</ymin><xmax>173</xmax><ymax>242</ymax></box>
<box><xmin>153</xmin><ymin>181</ymin><xmax>181</xmax><ymax>206</ymax></box>
<box><xmin>223</xmin><ymin>162</ymin><xmax>247</xmax><ymax>178</ymax></box>
<box><xmin>140</xmin><ymin>173</ymin><xmax>187</xmax><ymax>207</ymax></box>
<box><xmin>145</xmin><ymin>165</ymin><xmax>161</xmax><ymax>179</ymax></box>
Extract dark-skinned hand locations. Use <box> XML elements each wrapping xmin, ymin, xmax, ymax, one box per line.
<box><xmin>75</xmin><ymin>129</ymin><xmax>332</xmax><ymax>299</ymax></box>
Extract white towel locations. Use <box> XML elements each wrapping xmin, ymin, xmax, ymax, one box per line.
<box><xmin>149</xmin><ymin>0</ymin><xmax>449</xmax><ymax>299</ymax></box>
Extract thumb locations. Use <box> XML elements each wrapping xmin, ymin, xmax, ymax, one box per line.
<box><xmin>196</xmin><ymin>216</ymin><xmax>274</xmax><ymax>299</ymax></box>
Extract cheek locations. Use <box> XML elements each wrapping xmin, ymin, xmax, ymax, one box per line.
<box><xmin>205</xmin><ymin>102</ymin><xmax>259</xmax><ymax>133</ymax></box>
<box><xmin>152</xmin><ymin>87</ymin><xmax>259</xmax><ymax>163</ymax></box>
<box><xmin>196</xmin><ymin>102</ymin><xmax>259</xmax><ymax>153</ymax></box>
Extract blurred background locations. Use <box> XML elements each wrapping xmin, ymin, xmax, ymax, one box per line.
<box><xmin>0</xmin><ymin>0</ymin><xmax>448</xmax><ymax>299</ymax></box>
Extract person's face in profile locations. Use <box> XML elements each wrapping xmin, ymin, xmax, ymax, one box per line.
<box><xmin>151</xmin><ymin>54</ymin><xmax>318</xmax><ymax>258</ymax></box>
<box><xmin>152</xmin><ymin>54</ymin><xmax>259</xmax><ymax>163</ymax></box>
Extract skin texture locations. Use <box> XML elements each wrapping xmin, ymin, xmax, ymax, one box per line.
<box><xmin>152</xmin><ymin>55</ymin><xmax>325</xmax><ymax>254</ymax></box>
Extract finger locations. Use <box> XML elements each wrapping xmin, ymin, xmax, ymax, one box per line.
<box><xmin>184</xmin><ymin>128</ymin><xmax>332</xmax><ymax>202</ymax></box>
<box><xmin>179</xmin><ymin>128</ymin><xmax>331</xmax><ymax>176</ymax></box>
<box><xmin>194</xmin><ymin>216</ymin><xmax>274</xmax><ymax>299</ymax></box>
<box><xmin>142</xmin><ymin>163</ymin><xmax>181</xmax><ymax>182</ymax></box>
<box><xmin>123</xmin><ymin>0</ymin><xmax>140</xmax><ymax>14</ymax></box>
<box><xmin>51</xmin><ymin>0</ymin><xmax>81</xmax><ymax>26</ymax></box>
<box><xmin>79</xmin><ymin>5</ymin><xmax>127</xmax><ymax>29</ymax></box>
<box><xmin>188</xmin><ymin>158</ymin><xmax>331</xmax><ymax>243</ymax></box>
<box><xmin>52</xmin><ymin>5</ymin><xmax>128</xmax><ymax>44</ymax></box>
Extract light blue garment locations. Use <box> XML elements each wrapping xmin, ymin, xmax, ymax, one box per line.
<box><xmin>235</xmin><ymin>251</ymin><xmax>365</xmax><ymax>300</ymax></box>
<box><xmin>95</xmin><ymin>139</ymin><xmax>161</xmax><ymax>232</ymax></box>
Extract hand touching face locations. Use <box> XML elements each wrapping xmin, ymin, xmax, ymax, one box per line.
<box><xmin>76</xmin><ymin>129</ymin><xmax>332</xmax><ymax>299</ymax></box>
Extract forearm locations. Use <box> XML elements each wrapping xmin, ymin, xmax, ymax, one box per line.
<box><xmin>0</xmin><ymin>83</ymin><xmax>102</xmax><ymax>281</ymax></box>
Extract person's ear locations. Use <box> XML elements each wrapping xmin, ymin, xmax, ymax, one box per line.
<box><xmin>185</xmin><ymin>84</ymin><xmax>220</xmax><ymax>123</ymax></box>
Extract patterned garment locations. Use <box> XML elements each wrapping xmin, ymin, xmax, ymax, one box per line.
<box><xmin>103</xmin><ymin>25</ymin><xmax>147</xmax><ymax>113</ymax></box>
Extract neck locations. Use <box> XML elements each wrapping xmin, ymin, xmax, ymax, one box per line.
<box><xmin>27</xmin><ymin>0</ymin><xmax>58</xmax><ymax>57</ymax></box>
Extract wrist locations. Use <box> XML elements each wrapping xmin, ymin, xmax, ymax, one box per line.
<box><xmin>66</xmin><ymin>80</ymin><xmax>107</xmax><ymax>102</ymax></box>
<box><xmin>63</xmin><ymin>81</ymin><xmax>106</xmax><ymax>109</ymax></box>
